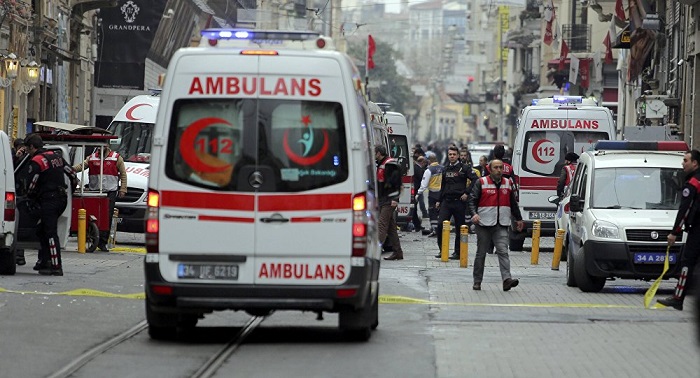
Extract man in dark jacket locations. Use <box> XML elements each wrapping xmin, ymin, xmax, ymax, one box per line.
<box><xmin>375</xmin><ymin>145</ymin><xmax>404</xmax><ymax>261</ymax></box>
<box><xmin>658</xmin><ymin>149</ymin><xmax>700</xmax><ymax>310</ymax></box>
<box><xmin>435</xmin><ymin>146</ymin><xmax>479</xmax><ymax>260</ymax></box>
<box><xmin>411</xmin><ymin>154</ymin><xmax>428</xmax><ymax>231</ymax></box>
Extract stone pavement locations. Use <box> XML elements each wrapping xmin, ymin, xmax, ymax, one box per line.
<box><xmin>385</xmin><ymin>226</ymin><xmax>699</xmax><ymax>378</ymax></box>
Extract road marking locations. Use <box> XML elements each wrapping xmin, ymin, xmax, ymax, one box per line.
<box><xmin>0</xmin><ymin>289</ymin><xmax>667</xmax><ymax>309</ymax></box>
<box><xmin>109</xmin><ymin>247</ymin><xmax>146</xmax><ymax>254</ymax></box>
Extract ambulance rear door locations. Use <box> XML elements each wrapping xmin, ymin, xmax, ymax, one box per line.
<box><xmin>253</xmin><ymin>54</ymin><xmax>354</xmax><ymax>285</ymax></box>
<box><xmin>517</xmin><ymin>108</ymin><xmax>613</xmax><ymax>216</ymax></box>
<box><xmin>155</xmin><ymin>52</ymin><xmax>258</xmax><ymax>285</ymax></box>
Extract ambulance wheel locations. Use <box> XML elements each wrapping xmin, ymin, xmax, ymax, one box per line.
<box><xmin>371</xmin><ymin>285</ymin><xmax>379</xmax><ymax>330</ymax></box>
<box><xmin>146</xmin><ymin>300</ymin><xmax>177</xmax><ymax>340</ymax></box>
<box><xmin>560</xmin><ymin>237</ymin><xmax>568</xmax><ymax>262</ymax></box>
<box><xmin>0</xmin><ymin>247</ymin><xmax>16</xmax><ymax>275</ymax></box>
<box><xmin>85</xmin><ymin>222</ymin><xmax>99</xmax><ymax>253</ymax></box>
<box><xmin>339</xmin><ymin>291</ymin><xmax>375</xmax><ymax>341</ymax></box>
<box><xmin>566</xmin><ymin>246</ymin><xmax>577</xmax><ymax>287</ymax></box>
<box><xmin>573</xmin><ymin>246</ymin><xmax>605</xmax><ymax>292</ymax></box>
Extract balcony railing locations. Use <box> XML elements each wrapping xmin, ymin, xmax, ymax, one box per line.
<box><xmin>562</xmin><ymin>24</ymin><xmax>591</xmax><ymax>52</ymax></box>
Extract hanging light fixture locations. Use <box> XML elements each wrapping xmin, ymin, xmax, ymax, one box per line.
<box><xmin>26</xmin><ymin>61</ymin><xmax>39</xmax><ymax>85</ymax></box>
<box><xmin>4</xmin><ymin>53</ymin><xmax>19</xmax><ymax>79</ymax></box>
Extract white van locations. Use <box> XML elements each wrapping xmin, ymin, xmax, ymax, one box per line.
<box><xmin>106</xmin><ymin>93</ymin><xmax>160</xmax><ymax>233</ymax></box>
<box><xmin>144</xmin><ymin>29</ymin><xmax>380</xmax><ymax>341</ymax></box>
<box><xmin>0</xmin><ymin>131</ymin><xmax>17</xmax><ymax>274</ymax></box>
<box><xmin>384</xmin><ymin>111</ymin><xmax>413</xmax><ymax>227</ymax></box>
<box><xmin>510</xmin><ymin>95</ymin><xmax>616</xmax><ymax>250</ymax></box>
<box><xmin>561</xmin><ymin>141</ymin><xmax>687</xmax><ymax>292</ymax></box>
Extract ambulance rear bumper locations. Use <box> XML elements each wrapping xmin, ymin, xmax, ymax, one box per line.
<box><xmin>144</xmin><ymin>259</ymin><xmax>379</xmax><ymax>313</ymax></box>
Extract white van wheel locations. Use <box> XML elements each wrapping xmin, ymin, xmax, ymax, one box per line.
<box><xmin>573</xmin><ymin>246</ymin><xmax>605</xmax><ymax>292</ymax></box>
<box><xmin>566</xmin><ymin>246</ymin><xmax>576</xmax><ymax>287</ymax></box>
<box><xmin>146</xmin><ymin>299</ymin><xmax>178</xmax><ymax>340</ymax></box>
<box><xmin>0</xmin><ymin>247</ymin><xmax>16</xmax><ymax>275</ymax></box>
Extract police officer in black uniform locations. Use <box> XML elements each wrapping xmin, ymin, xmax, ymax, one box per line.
<box><xmin>658</xmin><ymin>149</ymin><xmax>700</xmax><ymax>310</ymax></box>
<box><xmin>435</xmin><ymin>146</ymin><xmax>479</xmax><ymax>260</ymax></box>
<box><xmin>24</xmin><ymin>134</ymin><xmax>76</xmax><ymax>276</ymax></box>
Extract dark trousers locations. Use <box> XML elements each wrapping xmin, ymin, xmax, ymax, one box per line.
<box><xmin>378</xmin><ymin>204</ymin><xmax>402</xmax><ymax>254</ymax></box>
<box><xmin>436</xmin><ymin>199</ymin><xmax>466</xmax><ymax>255</ymax></box>
<box><xmin>99</xmin><ymin>191</ymin><xmax>118</xmax><ymax>246</ymax></box>
<box><xmin>677</xmin><ymin>228</ymin><xmax>700</xmax><ymax>300</ymax></box>
<box><xmin>428</xmin><ymin>195</ymin><xmax>440</xmax><ymax>231</ymax></box>
<box><xmin>37</xmin><ymin>196</ymin><xmax>68</xmax><ymax>268</ymax></box>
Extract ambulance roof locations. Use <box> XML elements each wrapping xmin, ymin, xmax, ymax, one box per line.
<box><xmin>112</xmin><ymin>94</ymin><xmax>160</xmax><ymax>124</ymax></box>
<box><xmin>531</xmin><ymin>96</ymin><xmax>598</xmax><ymax>106</ymax></box>
<box><xmin>198</xmin><ymin>29</ymin><xmax>336</xmax><ymax>51</ymax></box>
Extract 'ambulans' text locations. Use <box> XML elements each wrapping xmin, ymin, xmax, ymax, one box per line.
<box><xmin>530</xmin><ymin>119</ymin><xmax>600</xmax><ymax>129</ymax></box>
<box><xmin>189</xmin><ymin>76</ymin><xmax>322</xmax><ymax>96</ymax></box>
<box><xmin>258</xmin><ymin>263</ymin><xmax>346</xmax><ymax>280</ymax></box>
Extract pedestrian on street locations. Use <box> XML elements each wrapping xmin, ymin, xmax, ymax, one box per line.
<box><xmin>410</xmin><ymin>154</ymin><xmax>428</xmax><ymax>232</ymax></box>
<box><xmin>468</xmin><ymin>159</ymin><xmax>524</xmax><ymax>291</ymax></box>
<box><xmin>73</xmin><ymin>144</ymin><xmax>127</xmax><ymax>252</ymax></box>
<box><xmin>557</xmin><ymin>152</ymin><xmax>579</xmax><ymax>198</ymax></box>
<box><xmin>416</xmin><ymin>152</ymin><xmax>443</xmax><ymax>237</ymax></box>
<box><xmin>658</xmin><ymin>149</ymin><xmax>700</xmax><ymax>310</ymax></box>
<box><xmin>477</xmin><ymin>155</ymin><xmax>488</xmax><ymax>177</ymax></box>
<box><xmin>24</xmin><ymin>134</ymin><xmax>77</xmax><ymax>276</ymax></box>
<box><xmin>487</xmin><ymin>145</ymin><xmax>513</xmax><ymax>178</ymax></box>
<box><xmin>375</xmin><ymin>145</ymin><xmax>404</xmax><ymax>261</ymax></box>
<box><xmin>435</xmin><ymin>146</ymin><xmax>479</xmax><ymax>260</ymax></box>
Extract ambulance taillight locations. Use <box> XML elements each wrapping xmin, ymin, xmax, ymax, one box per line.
<box><xmin>352</xmin><ymin>193</ymin><xmax>368</xmax><ymax>257</ymax></box>
<box><xmin>4</xmin><ymin>191</ymin><xmax>15</xmax><ymax>222</ymax></box>
<box><xmin>145</xmin><ymin>190</ymin><xmax>160</xmax><ymax>253</ymax></box>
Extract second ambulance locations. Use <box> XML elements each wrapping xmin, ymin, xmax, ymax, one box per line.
<box><xmin>144</xmin><ymin>29</ymin><xmax>381</xmax><ymax>341</ymax></box>
<box><xmin>510</xmin><ymin>96</ymin><xmax>616</xmax><ymax>250</ymax></box>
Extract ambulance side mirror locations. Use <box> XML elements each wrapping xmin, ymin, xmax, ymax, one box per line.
<box><xmin>569</xmin><ymin>194</ymin><xmax>583</xmax><ymax>212</ymax></box>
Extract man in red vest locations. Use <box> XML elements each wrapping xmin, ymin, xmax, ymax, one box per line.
<box><xmin>557</xmin><ymin>152</ymin><xmax>579</xmax><ymax>198</ymax></box>
<box><xmin>468</xmin><ymin>159</ymin><xmax>524</xmax><ymax>291</ymax></box>
<box><xmin>74</xmin><ymin>145</ymin><xmax>127</xmax><ymax>251</ymax></box>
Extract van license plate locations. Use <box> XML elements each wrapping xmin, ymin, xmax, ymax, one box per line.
<box><xmin>633</xmin><ymin>253</ymin><xmax>677</xmax><ymax>264</ymax></box>
<box><xmin>529</xmin><ymin>212</ymin><xmax>555</xmax><ymax>220</ymax></box>
<box><xmin>178</xmin><ymin>264</ymin><xmax>239</xmax><ymax>280</ymax></box>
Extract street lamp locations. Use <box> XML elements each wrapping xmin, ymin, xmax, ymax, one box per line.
<box><xmin>26</xmin><ymin>61</ymin><xmax>39</xmax><ymax>85</ymax></box>
<box><xmin>4</xmin><ymin>53</ymin><xmax>18</xmax><ymax>79</ymax></box>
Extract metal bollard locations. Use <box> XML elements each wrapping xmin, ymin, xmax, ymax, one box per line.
<box><xmin>107</xmin><ymin>208</ymin><xmax>119</xmax><ymax>250</ymax></box>
<box><xmin>441</xmin><ymin>220</ymin><xmax>450</xmax><ymax>262</ymax></box>
<box><xmin>460</xmin><ymin>225</ymin><xmax>468</xmax><ymax>268</ymax></box>
<box><xmin>77</xmin><ymin>208</ymin><xmax>86</xmax><ymax>253</ymax></box>
<box><xmin>530</xmin><ymin>220</ymin><xmax>541</xmax><ymax>265</ymax></box>
<box><xmin>552</xmin><ymin>229</ymin><xmax>566</xmax><ymax>270</ymax></box>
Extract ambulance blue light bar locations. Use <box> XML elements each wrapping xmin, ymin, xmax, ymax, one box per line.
<box><xmin>200</xmin><ymin>29</ymin><xmax>334</xmax><ymax>50</ymax></box>
<box><xmin>552</xmin><ymin>95</ymin><xmax>583</xmax><ymax>104</ymax></box>
<box><xmin>532</xmin><ymin>96</ymin><xmax>598</xmax><ymax>106</ymax></box>
<box><xmin>594</xmin><ymin>140</ymin><xmax>689</xmax><ymax>151</ymax></box>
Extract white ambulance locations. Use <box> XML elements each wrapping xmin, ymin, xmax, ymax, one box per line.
<box><xmin>562</xmin><ymin>141</ymin><xmax>687</xmax><ymax>292</ymax></box>
<box><xmin>144</xmin><ymin>29</ymin><xmax>380</xmax><ymax>341</ymax></box>
<box><xmin>0</xmin><ymin>130</ymin><xmax>16</xmax><ymax>275</ymax></box>
<box><xmin>510</xmin><ymin>96</ymin><xmax>616</xmax><ymax>250</ymax></box>
<box><xmin>384</xmin><ymin>111</ymin><xmax>413</xmax><ymax>228</ymax></box>
<box><xmin>106</xmin><ymin>93</ymin><xmax>160</xmax><ymax>233</ymax></box>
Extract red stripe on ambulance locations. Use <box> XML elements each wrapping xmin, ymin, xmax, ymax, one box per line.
<box><xmin>188</xmin><ymin>76</ymin><xmax>322</xmax><ymax>96</ymax></box>
<box><xmin>161</xmin><ymin>190</ymin><xmax>254</xmax><ymax>211</ymax></box>
<box><xmin>518</xmin><ymin>177</ymin><xmax>558</xmax><ymax>189</ymax></box>
<box><xmin>258</xmin><ymin>193</ymin><xmax>351</xmax><ymax>211</ymax></box>
<box><xmin>258</xmin><ymin>263</ymin><xmax>346</xmax><ymax>280</ymax></box>
<box><xmin>198</xmin><ymin>215</ymin><xmax>255</xmax><ymax>223</ymax></box>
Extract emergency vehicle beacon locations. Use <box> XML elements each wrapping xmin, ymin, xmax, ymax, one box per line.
<box><xmin>144</xmin><ymin>29</ymin><xmax>380</xmax><ymax>341</ymax></box>
<box><xmin>510</xmin><ymin>95</ymin><xmax>616</xmax><ymax>250</ymax></box>
<box><xmin>106</xmin><ymin>93</ymin><xmax>160</xmax><ymax>232</ymax></box>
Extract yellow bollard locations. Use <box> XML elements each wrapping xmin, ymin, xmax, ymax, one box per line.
<box><xmin>441</xmin><ymin>220</ymin><xmax>450</xmax><ymax>262</ymax></box>
<box><xmin>77</xmin><ymin>209</ymin><xmax>86</xmax><ymax>253</ymax></box>
<box><xmin>459</xmin><ymin>225</ymin><xmax>468</xmax><ymax>268</ymax></box>
<box><xmin>552</xmin><ymin>229</ymin><xmax>566</xmax><ymax>270</ymax></box>
<box><xmin>530</xmin><ymin>220</ymin><xmax>541</xmax><ymax>265</ymax></box>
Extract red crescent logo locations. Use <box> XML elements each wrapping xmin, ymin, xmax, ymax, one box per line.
<box><xmin>125</xmin><ymin>103</ymin><xmax>153</xmax><ymax>120</ymax></box>
<box><xmin>282</xmin><ymin>129</ymin><xmax>329</xmax><ymax>166</ymax></box>
<box><xmin>532</xmin><ymin>139</ymin><xmax>553</xmax><ymax>164</ymax></box>
<box><xmin>179</xmin><ymin>117</ymin><xmax>234</xmax><ymax>173</ymax></box>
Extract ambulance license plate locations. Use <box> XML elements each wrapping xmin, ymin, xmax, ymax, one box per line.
<box><xmin>633</xmin><ymin>253</ymin><xmax>677</xmax><ymax>264</ymax></box>
<box><xmin>529</xmin><ymin>211</ymin><xmax>555</xmax><ymax>220</ymax></box>
<box><xmin>178</xmin><ymin>264</ymin><xmax>239</xmax><ymax>280</ymax></box>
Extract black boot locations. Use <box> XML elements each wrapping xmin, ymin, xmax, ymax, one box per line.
<box><xmin>15</xmin><ymin>249</ymin><xmax>26</xmax><ymax>266</ymax></box>
<box><xmin>657</xmin><ymin>296</ymin><xmax>683</xmax><ymax>310</ymax></box>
